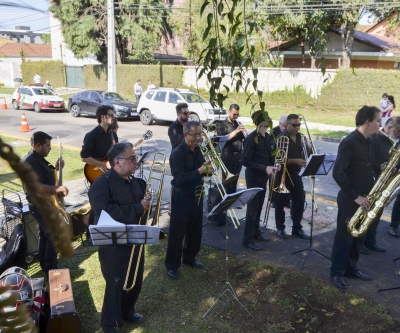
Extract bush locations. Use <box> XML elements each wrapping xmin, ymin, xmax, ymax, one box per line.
<box><xmin>20</xmin><ymin>61</ymin><xmax>66</xmax><ymax>87</ymax></box>
<box><xmin>0</xmin><ymin>83</ymin><xmax>4</xmax><ymax>87</ymax></box>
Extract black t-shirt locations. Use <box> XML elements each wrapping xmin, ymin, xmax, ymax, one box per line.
<box><xmin>80</xmin><ymin>125</ymin><xmax>118</xmax><ymax>159</ymax></box>
<box><xmin>278</xmin><ymin>130</ymin><xmax>304</xmax><ymax>174</ymax></box>
<box><xmin>168</xmin><ymin>119</ymin><xmax>184</xmax><ymax>150</ymax></box>
<box><xmin>217</xmin><ymin>118</ymin><xmax>244</xmax><ymax>153</ymax></box>
<box><xmin>22</xmin><ymin>149</ymin><xmax>55</xmax><ymax>204</ymax></box>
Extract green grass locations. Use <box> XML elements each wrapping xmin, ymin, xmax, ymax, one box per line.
<box><xmin>0</xmin><ymin>135</ymin><xmax>84</xmax><ymax>194</ymax></box>
<box><xmin>308</xmin><ymin>129</ymin><xmax>350</xmax><ymax>139</ymax></box>
<box><xmin>0</xmin><ymin>87</ymin><xmax>15</xmax><ymax>94</ymax></box>
<box><xmin>25</xmin><ymin>240</ymin><xmax>399</xmax><ymax>333</ymax></box>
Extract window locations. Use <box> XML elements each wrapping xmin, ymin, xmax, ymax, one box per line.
<box><xmin>146</xmin><ymin>91</ymin><xmax>155</xmax><ymax>99</ymax></box>
<box><xmin>80</xmin><ymin>91</ymin><xmax>90</xmax><ymax>100</ymax></box>
<box><xmin>168</xmin><ymin>92</ymin><xmax>179</xmax><ymax>104</ymax></box>
<box><xmin>91</xmin><ymin>92</ymin><xmax>101</xmax><ymax>101</ymax></box>
<box><xmin>154</xmin><ymin>91</ymin><xmax>167</xmax><ymax>102</ymax></box>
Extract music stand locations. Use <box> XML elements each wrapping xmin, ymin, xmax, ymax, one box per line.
<box><xmin>378</xmin><ymin>256</ymin><xmax>400</xmax><ymax>292</ymax></box>
<box><xmin>202</xmin><ymin>188</ymin><xmax>262</xmax><ymax>319</ymax></box>
<box><xmin>136</xmin><ymin>149</ymin><xmax>153</xmax><ymax>179</ymax></box>
<box><xmin>292</xmin><ymin>154</ymin><xmax>333</xmax><ymax>270</ymax></box>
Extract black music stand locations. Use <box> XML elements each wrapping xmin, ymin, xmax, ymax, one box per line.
<box><xmin>202</xmin><ymin>188</ymin><xmax>262</xmax><ymax>319</ymax></box>
<box><xmin>292</xmin><ymin>154</ymin><xmax>333</xmax><ymax>270</ymax></box>
<box><xmin>136</xmin><ymin>149</ymin><xmax>153</xmax><ymax>179</ymax></box>
<box><xmin>378</xmin><ymin>256</ymin><xmax>400</xmax><ymax>292</ymax></box>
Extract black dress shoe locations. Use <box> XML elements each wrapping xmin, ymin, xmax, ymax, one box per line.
<box><xmin>344</xmin><ymin>270</ymin><xmax>372</xmax><ymax>281</ymax></box>
<box><xmin>183</xmin><ymin>260</ymin><xmax>204</xmax><ymax>269</ymax></box>
<box><xmin>243</xmin><ymin>242</ymin><xmax>262</xmax><ymax>251</ymax></box>
<box><xmin>360</xmin><ymin>246</ymin><xmax>370</xmax><ymax>255</ymax></box>
<box><xmin>292</xmin><ymin>229</ymin><xmax>310</xmax><ymax>240</ymax></box>
<box><xmin>277</xmin><ymin>230</ymin><xmax>288</xmax><ymax>239</ymax></box>
<box><xmin>254</xmin><ymin>235</ymin><xmax>269</xmax><ymax>242</ymax></box>
<box><xmin>123</xmin><ymin>313</ymin><xmax>144</xmax><ymax>324</ymax></box>
<box><xmin>366</xmin><ymin>243</ymin><xmax>386</xmax><ymax>252</ymax></box>
<box><xmin>390</xmin><ymin>227</ymin><xmax>399</xmax><ymax>237</ymax></box>
<box><xmin>331</xmin><ymin>275</ymin><xmax>346</xmax><ymax>289</ymax></box>
<box><xmin>167</xmin><ymin>270</ymin><xmax>179</xmax><ymax>280</ymax></box>
<box><xmin>271</xmin><ymin>202</ymin><xmax>275</xmax><ymax>208</ymax></box>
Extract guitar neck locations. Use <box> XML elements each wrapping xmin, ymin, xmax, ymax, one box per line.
<box><xmin>133</xmin><ymin>138</ymin><xmax>144</xmax><ymax>148</ymax></box>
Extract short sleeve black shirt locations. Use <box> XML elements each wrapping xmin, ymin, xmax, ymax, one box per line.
<box><xmin>242</xmin><ymin>130</ymin><xmax>274</xmax><ymax>172</ymax></box>
<box><xmin>278</xmin><ymin>130</ymin><xmax>304</xmax><ymax>174</ymax></box>
<box><xmin>216</xmin><ymin>118</ymin><xmax>244</xmax><ymax>153</ymax></box>
<box><xmin>80</xmin><ymin>125</ymin><xmax>118</xmax><ymax>159</ymax></box>
<box><xmin>168</xmin><ymin>119</ymin><xmax>184</xmax><ymax>150</ymax></box>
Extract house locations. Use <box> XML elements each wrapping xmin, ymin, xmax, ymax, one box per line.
<box><xmin>270</xmin><ymin>28</ymin><xmax>400</xmax><ymax>70</ymax></box>
<box><xmin>0</xmin><ymin>43</ymin><xmax>52</xmax><ymax>87</ymax></box>
<box><xmin>0</xmin><ymin>26</ymin><xmax>44</xmax><ymax>44</ymax></box>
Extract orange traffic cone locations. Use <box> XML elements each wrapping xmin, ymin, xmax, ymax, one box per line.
<box><xmin>1</xmin><ymin>97</ymin><xmax>6</xmax><ymax>110</ymax></box>
<box><xmin>20</xmin><ymin>113</ymin><xmax>31</xmax><ymax>132</ymax></box>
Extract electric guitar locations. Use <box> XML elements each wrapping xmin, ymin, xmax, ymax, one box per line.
<box><xmin>84</xmin><ymin>130</ymin><xmax>153</xmax><ymax>184</ymax></box>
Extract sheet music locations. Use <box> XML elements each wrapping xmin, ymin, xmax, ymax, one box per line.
<box><xmin>298</xmin><ymin>154</ymin><xmax>326</xmax><ymax>177</ymax></box>
<box><xmin>97</xmin><ymin>210</ymin><xmax>125</xmax><ymax>226</ymax></box>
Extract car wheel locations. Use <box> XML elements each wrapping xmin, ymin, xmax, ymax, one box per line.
<box><xmin>34</xmin><ymin>102</ymin><xmax>41</xmax><ymax>113</ymax></box>
<box><xmin>70</xmin><ymin>104</ymin><xmax>80</xmax><ymax>117</ymax></box>
<box><xmin>12</xmin><ymin>100</ymin><xmax>20</xmax><ymax>110</ymax></box>
<box><xmin>140</xmin><ymin>109</ymin><xmax>153</xmax><ymax>125</ymax></box>
<box><xmin>189</xmin><ymin>113</ymin><xmax>200</xmax><ymax>122</ymax></box>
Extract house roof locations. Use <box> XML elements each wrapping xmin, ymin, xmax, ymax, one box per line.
<box><xmin>0</xmin><ymin>37</ymin><xmax>16</xmax><ymax>43</ymax></box>
<box><xmin>0</xmin><ymin>43</ymin><xmax>51</xmax><ymax>57</ymax></box>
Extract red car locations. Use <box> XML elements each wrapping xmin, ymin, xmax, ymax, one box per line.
<box><xmin>12</xmin><ymin>86</ymin><xmax>65</xmax><ymax>113</ymax></box>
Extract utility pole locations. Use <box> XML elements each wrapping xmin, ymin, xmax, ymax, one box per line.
<box><xmin>107</xmin><ymin>0</ymin><xmax>117</xmax><ymax>92</ymax></box>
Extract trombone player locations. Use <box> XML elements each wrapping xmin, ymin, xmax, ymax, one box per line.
<box><xmin>89</xmin><ymin>142</ymin><xmax>150</xmax><ymax>333</ymax></box>
<box><xmin>274</xmin><ymin>114</ymin><xmax>310</xmax><ymax>240</ymax></box>
<box><xmin>242</xmin><ymin>110</ymin><xmax>280</xmax><ymax>251</ymax></box>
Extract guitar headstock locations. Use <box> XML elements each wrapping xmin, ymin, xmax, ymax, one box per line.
<box><xmin>143</xmin><ymin>130</ymin><xmax>153</xmax><ymax>140</ymax></box>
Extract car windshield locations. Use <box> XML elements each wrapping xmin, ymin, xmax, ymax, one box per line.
<box><xmin>179</xmin><ymin>93</ymin><xmax>207</xmax><ymax>104</ymax></box>
<box><xmin>32</xmin><ymin>88</ymin><xmax>55</xmax><ymax>96</ymax></box>
<box><xmin>103</xmin><ymin>92</ymin><xmax>126</xmax><ymax>101</ymax></box>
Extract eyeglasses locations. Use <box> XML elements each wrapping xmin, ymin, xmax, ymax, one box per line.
<box><xmin>289</xmin><ymin>123</ymin><xmax>301</xmax><ymax>128</ymax></box>
<box><xmin>181</xmin><ymin>111</ymin><xmax>190</xmax><ymax>115</ymax></box>
<box><xmin>119</xmin><ymin>156</ymin><xmax>138</xmax><ymax>163</ymax></box>
<box><xmin>107</xmin><ymin>113</ymin><xmax>115</xmax><ymax>118</ymax></box>
<box><xmin>187</xmin><ymin>133</ymin><xmax>202</xmax><ymax>138</ymax></box>
<box><xmin>231</xmin><ymin>113</ymin><xmax>240</xmax><ymax>117</ymax></box>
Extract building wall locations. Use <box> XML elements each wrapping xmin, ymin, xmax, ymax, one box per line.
<box><xmin>183</xmin><ymin>66</ymin><xmax>337</xmax><ymax>98</ymax></box>
<box><xmin>283</xmin><ymin>57</ymin><xmax>396</xmax><ymax>70</ymax></box>
<box><xmin>0</xmin><ymin>62</ymin><xmax>15</xmax><ymax>87</ymax></box>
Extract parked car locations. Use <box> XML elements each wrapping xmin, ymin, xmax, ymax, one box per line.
<box><xmin>12</xmin><ymin>86</ymin><xmax>65</xmax><ymax>113</ymax></box>
<box><xmin>136</xmin><ymin>88</ymin><xmax>227</xmax><ymax>125</ymax></box>
<box><xmin>68</xmin><ymin>90</ymin><xmax>138</xmax><ymax>119</ymax></box>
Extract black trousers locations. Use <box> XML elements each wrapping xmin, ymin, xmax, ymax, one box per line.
<box><xmin>390</xmin><ymin>194</ymin><xmax>400</xmax><ymax>230</ymax></box>
<box><xmin>221</xmin><ymin>151</ymin><xmax>242</xmax><ymax>195</ymax></box>
<box><xmin>365</xmin><ymin>209</ymin><xmax>383</xmax><ymax>246</ymax></box>
<box><xmin>29</xmin><ymin>204</ymin><xmax>58</xmax><ymax>274</ymax></box>
<box><xmin>165</xmin><ymin>187</ymin><xmax>203</xmax><ymax>271</ymax></box>
<box><xmin>330</xmin><ymin>190</ymin><xmax>366</xmax><ymax>277</ymax></box>
<box><xmin>275</xmin><ymin>173</ymin><xmax>304</xmax><ymax>232</ymax></box>
<box><xmin>243</xmin><ymin>169</ymin><xmax>268</xmax><ymax>244</ymax></box>
<box><xmin>99</xmin><ymin>245</ymin><xmax>144</xmax><ymax>330</ymax></box>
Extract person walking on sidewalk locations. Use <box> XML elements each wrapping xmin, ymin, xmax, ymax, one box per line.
<box><xmin>361</xmin><ymin>117</ymin><xmax>400</xmax><ymax>254</ymax></box>
<box><xmin>330</xmin><ymin>106</ymin><xmax>381</xmax><ymax>289</ymax></box>
<box><xmin>241</xmin><ymin>110</ymin><xmax>279</xmax><ymax>251</ymax></box>
<box><xmin>134</xmin><ymin>79</ymin><xmax>142</xmax><ymax>103</ymax></box>
<box><xmin>22</xmin><ymin>131</ymin><xmax>69</xmax><ymax>274</ymax></box>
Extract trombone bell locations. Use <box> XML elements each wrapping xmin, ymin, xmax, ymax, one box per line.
<box><xmin>222</xmin><ymin>173</ymin><xmax>239</xmax><ymax>186</ymax></box>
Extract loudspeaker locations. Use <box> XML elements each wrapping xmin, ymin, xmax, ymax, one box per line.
<box><xmin>21</xmin><ymin>206</ymin><xmax>39</xmax><ymax>255</ymax></box>
<box><xmin>207</xmin><ymin>187</ymin><xmax>227</xmax><ymax>226</ymax></box>
<box><xmin>66</xmin><ymin>203</ymin><xmax>91</xmax><ymax>239</ymax></box>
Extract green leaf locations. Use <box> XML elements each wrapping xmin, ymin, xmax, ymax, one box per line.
<box><xmin>260</xmin><ymin>101</ymin><xmax>265</xmax><ymax>110</ymax></box>
<box><xmin>202</xmin><ymin>26</ymin><xmax>211</xmax><ymax>42</ymax></box>
<box><xmin>228</xmin><ymin>12</ymin><xmax>234</xmax><ymax>24</ymax></box>
<box><xmin>200</xmin><ymin>1</ymin><xmax>210</xmax><ymax>17</ymax></box>
<box><xmin>220</xmin><ymin>25</ymin><xmax>227</xmax><ymax>34</ymax></box>
<box><xmin>217</xmin><ymin>2</ymin><xmax>224</xmax><ymax>16</ymax></box>
<box><xmin>207</xmin><ymin>13</ymin><xmax>214</xmax><ymax>26</ymax></box>
<box><xmin>325</xmin><ymin>313</ymin><xmax>335</xmax><ymax>317</ymax></box>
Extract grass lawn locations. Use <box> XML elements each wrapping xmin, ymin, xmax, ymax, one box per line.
<box><xmin>0</xmin><ymin>87</ymin><xmax>15</xmax><ymax>94</ymax></box>
<box><xmin>26</xmin><ymin>239</ymin><xmax>399</xmax><ymax>333</ymax></box>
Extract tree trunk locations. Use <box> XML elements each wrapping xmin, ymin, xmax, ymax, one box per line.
<box><xmin>340</xmin><ymin>21</ymin><xmax>355</xmax><ymax>69</ymax></box>
<box><xmin>301</xmin><ymin>41</ymin><xmax>305</xmax><ymax>68</ymax></box>
<box><xmin>115</xmin><ymin>35</ymin><xmax>122</xmax><ymax>65</ymax></box>
<box><xmin>310</xmin><ymin>56</ymin><xmax>316</xmax><ymax>69</ymax></box>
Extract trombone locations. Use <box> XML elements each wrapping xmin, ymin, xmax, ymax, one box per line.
<box><xmin>200</xmin><ymin>129</ymin><xmax>241</xmax><ymax>229</ymax></box>
<box><xmin>123</xmin><ymin>152</ymin><xmax>167</xmax><ymax>292</ymax></box>
<box><xmin>298</xmin><ymin>114</ymin><xmax>318</xmax><ymax>212</ymax></box>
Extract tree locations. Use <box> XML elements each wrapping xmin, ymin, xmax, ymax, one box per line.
<box><xmin>42</xmin><ymin>34</ymin><xmax>51</xmax><ymax>44</ymax></box>
<box><xmin>50</xmin><ymin>0</ymin><xmax>173</xmax><ymax>64</ymax></box>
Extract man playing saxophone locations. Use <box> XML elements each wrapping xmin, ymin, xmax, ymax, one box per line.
<box><xmin>89</xmin><ymin>142</ymin><xmax>150</xmax><ymax>333</ymax></box>
<box><xmin>361</xmin><ymin>117</ymin><xmax>400</xmax><ymax>254</ymax></box>
<box><xmin>330</xmin><ymin>106</ymin><xmax>381</xmax><ymax>289</ymax></box>
<box><xmin>242</xmin><ymin>110</ymin><xmax>279</xmax><ymax>250</ymax></box>
<box><xmin>274</xmin><ymin>114</ymin><xmax>310</xmax><ymax>240</ymax></box>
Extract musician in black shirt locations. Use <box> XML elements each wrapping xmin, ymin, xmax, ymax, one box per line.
<box><xmin>165</xmin><ymin>121</ymin><xmax>213</xmax><ymax>279</ymax></box>
<box><xmin>168</xmin><ymin>103</ymin><xmax>190</xmax><ymax>150</ymax></box>
<box><xmin>330</xmin><ymin>106</ymin><xmax>381</xmax><ymax>289</ymax></box>
<box><xmin>80</xmin><ymin>105</ymin><xmax>118</xmax><ymax>170</ymax></box>
<box><xmin>89</xmin><ymin>142</ymin><xmax>150</xmax><ymax>333</ymax></box>
<box><xmin>22</xmin><ymin>131</ymin><xmax>69</xmax><ymax>274</ymax></box>
<box><xmin>274</xmin><ymin>114</ymin><xmax>310</xmax><ymax>240</ymax></box>
<box><xmin>241</xmin><ymin>111</ymin><xmax>279</xmax><ymax>251</ymax></box>
<box><xmin>217</xmin><ymin>104</ymin><xmax>246</xmax><ymax>195</ymax></box>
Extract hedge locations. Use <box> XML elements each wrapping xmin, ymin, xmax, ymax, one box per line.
<box><xmin>20</xmin><ymin>61</ymin><xmax>66</xmax><ymax>87</ymax></box>
<box><xmin>84</xmin><ymin>64</ymin><xmax>184</xmax><ymax>96</ymax></box>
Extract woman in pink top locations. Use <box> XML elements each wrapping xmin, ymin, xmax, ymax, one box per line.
<box><xmin>381</xmin><ymin>95</ymin><xmax>396</xmax><ymax>127</ymax></box>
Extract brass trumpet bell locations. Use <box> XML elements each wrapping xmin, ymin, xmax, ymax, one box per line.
<box><xmin>222</xmin><ymin>173</ymin><xmax>239</xmax><ymax>186</ymax></box>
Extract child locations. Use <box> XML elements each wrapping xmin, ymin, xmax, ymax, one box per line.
<box><xmin>380</xmin><ymin>93</ymin><xmax>389</xmax><ymax>111</ymax></box>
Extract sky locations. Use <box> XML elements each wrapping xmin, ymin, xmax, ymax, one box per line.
<box><xmin>0</xmin><ymin>0</ymin><xmax>50</xmax><ymax>32</ymax></box>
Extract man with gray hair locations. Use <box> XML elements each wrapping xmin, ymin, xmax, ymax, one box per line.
<box><xmin>362</xmin><ymin>116</ymin><xmax>400</xmax><ymax>252</ymax></box>
<box><xmin>89</xmin><ymin>141</ymin><xmax>150</xmax><ymax>333</ymax></box>
<box><xmin>272</xmin><ymin>115</ymin><xmax>288</xmax><ymax>139</ymax></box>
<box><xmin>165</xmin><ymin>121</ymin><xmax>213</xmax><ymax>279</ymax></box>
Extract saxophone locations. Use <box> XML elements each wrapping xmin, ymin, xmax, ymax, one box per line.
<box><xmin>347</xmin><ymin>131</ymin><xmax>400</xmax><ymax>237</ymax></box>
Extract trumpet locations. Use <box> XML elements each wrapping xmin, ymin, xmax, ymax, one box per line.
<box><xmin>298</xmin><ymin>114</ymin><xmax>318</xmax><ymax>212</ymax></box>
<box><xmin>236</xmin><ymin>120</ymin><xmax>248</xmax><ymax>137</ymax></box>
<box><xmin>123</xmin><ymin>152</ymin><xmax>167</xmax><ymax>292</ymax></box>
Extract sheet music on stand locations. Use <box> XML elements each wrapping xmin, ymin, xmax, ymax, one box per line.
<box><xmin>299</xmin><ymin>154</ymin><xmax>332</xmax><ymax>177</ymax></box>
<box><xmin>208</xmin><ymin>188</ymin><xmax>263</xmax><ymax>217</ymax></box>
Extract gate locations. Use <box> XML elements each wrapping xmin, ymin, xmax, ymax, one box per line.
<box><xmin>66</xmin><ymin>66</ymin><xmax>84</xmax><ymax>88</ymax></box>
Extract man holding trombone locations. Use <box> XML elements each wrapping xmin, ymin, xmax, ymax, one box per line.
<box><xmin>242</xmin><ymin>110</ymin><xmax>280</xmax><ymax>250</ymax></box>
<box><xmin>274</xmin><ymin>114</ymin><xmax>310</xmax><ymax>240</ymax></box>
